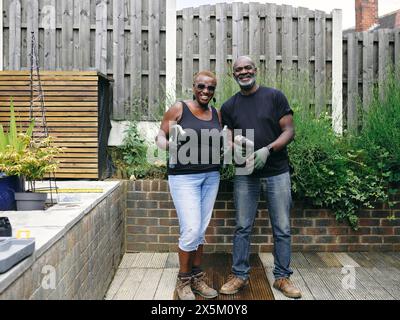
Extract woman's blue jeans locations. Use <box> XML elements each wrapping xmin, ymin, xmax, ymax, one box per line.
<box><xmin>168</xmin><ymin>171</ymin><xmax>220</xmax><ymax>252</ymax></box>
<box><xmin>232</xmin><ymin>172</ymin><xmax>293</xmax><ymax>280</ymax></box>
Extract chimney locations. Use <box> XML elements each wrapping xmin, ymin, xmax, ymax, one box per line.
<box><xmin>355</xmin><ymin>0</ymin><xmax>379</xmax><ymax>32</ymax></box>
<box><xmin>395</xmin><ymin>11</ymin><xmax>400</xmax><ymax>29</ymax></box>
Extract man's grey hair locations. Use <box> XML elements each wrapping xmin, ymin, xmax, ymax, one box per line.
<box><xmin>233</xmin><ymin>56</ymin><xmax>256</xmax><ymax>69</ymax></box>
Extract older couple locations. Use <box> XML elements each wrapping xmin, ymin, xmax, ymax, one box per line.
<box><xmin>155</xmin><ymin>56</ymin><xmax>301</xmax><ymax>300</ymax></box>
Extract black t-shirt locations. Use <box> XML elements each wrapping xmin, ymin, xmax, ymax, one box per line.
<box><xmin>221</xmin><ymin>86</ymin><xmax>293</xmax><ymax>177</ymax></box>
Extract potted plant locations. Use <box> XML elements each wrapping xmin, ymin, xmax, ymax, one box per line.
<box><xmin>0</xmin><ymin>99</ymin><xmax>62</xmax><ymax>211</ymax></box>
<box><xmin>0</xmin><ymin>99</ymin><xmax>34</xmax><ymax>210</ymax></box>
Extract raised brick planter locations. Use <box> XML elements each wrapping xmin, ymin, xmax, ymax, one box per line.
<box><xmin>126</xmin><ymin>180</ymin><xmax>400</xmax><ymax>253</ymax></box>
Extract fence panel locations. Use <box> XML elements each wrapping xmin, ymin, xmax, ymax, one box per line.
<box><xmin>2</xmin><ymin>0</ymin><xmax>167</xmax><ymax>120</ymax></box>
<box><xmin>342</xmin><ymin>28</ymin><xmax>398</xmax><ymax>131</ymax></box>
<box><xmin>176</xmin><ymin>2</ymin><xmax>334</xmax><ymax>115</ymax></box>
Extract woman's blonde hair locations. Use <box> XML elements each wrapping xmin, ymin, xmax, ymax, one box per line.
<box><xmin>193</xmin><ymin>70</ymin><xmax>217</xmax><ymax>85</ymax></box>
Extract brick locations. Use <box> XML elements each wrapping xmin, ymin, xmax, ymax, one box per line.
<box><xmin>205</xmin><ymin>235</ymin><xmax>225</xmax><ymax>243</ymax></box>
<box><xmin>258</xmin><ymin>227</ymin><xmax>273</xmax><ymax>235</ymax></box>
<box><xmin>159</xmin><ymin>201</ymin><xmax>175</xmax><ymax>209</ymax></box>
<box><xmin>395</xmin><ymin>228</ymin><xmax>400</xmax><ymax>235</ymax></box>
<box><xmin>254</xmin><ymin>219</ymin><xmax>269</xmax><ymax>227</ymax></box>
<box><xmin>315</xmin><ymin>219</ymin><xmax>337</xmax><ymax>227</ymax></box>
<box><xmin>305</xmin><ymin>228</ymin><xmax>328</xmax><ymax>235</ymax></box>
<box><xmin>127</xmin><ymin>192</ymin><xmax>147</xmax><ymax>201</ymax></box>
<box><xmin>126</xmin><ymin>243</ymin><xmax>148</xmax><ymax>252</ymax></box>
<box><xmin>214</xmin><ymin>244</ymin><xmax>233</xmax><ymax>252</ymax></box>
<box><xmin>148</xmin><ymin>226</ymin><xmax>170</xmax><ymax>234</ymax></box>
<box><xmin>205</xmin><ymin>227</ymin><xmax>215</xmax><ymax>235</ymax></box>
<box><xmin>214</xmin><ymin>201</ymin><xmax>226</xmax><ymax>209</ymax></box>
<box><xmin>147</xmin><ymin>209</ymin><xmax>170</xmax><ymax>218</ymax></box>
<box><xmin>290</xmin><ymin>209</ymin><xmax>304</xmax><ymax>218</ymax></box>
<box><xmin>166</xmin><ymin>209</ymin><xmax>177</xmax><ymax>218</ymax></box>
<box><xmin>214</xmin><ymin>210</ymin><xmax>235</xmax><ymax>218</ymax></box>
<box><xmin>361</xmin><ymin>235</ymin><xmax>383</xmax><ymax>243</ymax></box>
<box><xmin>304</xmin><ymin>209</ymin><xmax>330</xmax><ymax>218</ymax></box>
<box><xmin>226</xmin><ymin>202</ymin><xmax>235</xmax><ymax>210</ymax></box>
<box><xmin>135</xmin><ymin>218</ymin><xmax>159</xmax><ymax>226</ymax></box>
<box><xmin>208</xmin><ymin>218</ymin><xmax>225</xmax><ymax>226</ymax></box>
<box><xmin>357</xmin><ymin>210</ymin><xmax>371</xmax><ymax>218</ymax></box>
<box><xmin>259</xmin><ymin>244</ymin><xmax>274</xmax><ymax>252</ymax></box>
<box><xmin>160</xmin><ymin>218</ymin><xmax>179</xmax><ymax>226</ymax></box>
<box><xmin>215</xmin><ymin>227</ymin><xmax>235</xmax><ymax>234</ymax></box>
<box><xmin>315</xmin><ymin>236</ymin><xmax>338</xmax><ymax>243</ymax></box>
<box><xmin>292</xmin><ymin>235</ymin><xmax>313</xmax><ymax>244</ymax></box>
<box><xmin>383</xmin><ymin>236</ymin><xmax>400</xmax><ymax>243</ymax></box>
<box><xmin>170</xmin><ymin>226</ymin><xmax>180</xmax><ymax>234</ymax></box>
<box><xmin>290</xmin><ymin>227</ymin><xmax>304</xmax><ymax>235</ymax></box>
<box><xmin>369</xmin><ymin>244</ymin><xmax>394</xmax><ymax>252</ymax></box>
<box><xmin>148</xmin><ymin>192</ymin><xmax>170</xmax><ymax>201</ymax></box>
<box><xmin>349</xmin><ymin>227</ymin><xmax>371</xmax><ymax>235</ymax></box>
<box><xmin>380</xmin><ymin>219</ymin><xmax>400</xmax><ymax>227</ymax></box>
<box><xmin>142</xmin><ymin>181</ymin><xmax>151</xmax><ymax>192</ymax></box>
<box><xmin>292</xmin><ymin>219</ymin><xmax>313</xmax><ymax>227</ymax></box>
<box><xmin>224</xmin><ymin>219</ymin><xmax>236</xmax><ymax>227</ymax></box>
<box><xmin>126</xmin><ymin>208</ymin><xmax>147</xmax><ymax>217</ymax></box>
<box><xmin>252</xmin><ymin>235</ymin><xmax>269</xmax><ymax>243</ymax></box>
<box><xmin>147</xmin><ymin>243</ymin><xmax>170</xmax><ymax>252</ymax></box>
<box><xmin>358</xmin><ymin>218</ymin><xmax>380</xmax><ymax>226</ymax></box>
<box><xmin>327</xmin><ymin>227</ymin><xmax>349</xmax><ymax>235</ymax></box>
<box><xmin>324</xmin><ymin>244</ymin><xmax>349</xmax><ymax>252</ymax></box>
<box><xmin>136</xmin><ymin>200</ymin><xmax>158</xmax><ymax>209</ymax></box>
<box><xmin>151</xmin><ymin>180</ymin><xmax>160</xmax><ymax>191</ymax></box>
<box><xmin>159</xmin><ymin>180</ymin><xmax>169</xmax><ymax>192</ymax></box>
<box><xmin>159</xmin><ymin>235</ymin><xmax>179</xmax><ymax>243</ymax></box>
<box><xmin>338</xmin><ymin>236</ymin><xmax>360</xmax><ymax>243</ymax></box>
<box><xmin>370</xmin><ymin>227</ymin><xmax>394</xmax><ymax>235</ymax></box>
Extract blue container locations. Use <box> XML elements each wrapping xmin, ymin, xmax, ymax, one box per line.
<box><xmin>0</xmin><ymin>176</ymin><xmax>23</xmax><ymax>211</ymax></box>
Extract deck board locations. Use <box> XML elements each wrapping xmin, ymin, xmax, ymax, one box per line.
<box><xmin>106</xmin><ymin>252</ymin><xmax>400</xmax><ymax>300</ymax></box>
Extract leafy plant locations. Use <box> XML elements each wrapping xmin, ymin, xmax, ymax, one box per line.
<box><xmin>0</xmin><ymin>98</ymin><xmax>62</xmax><ymax>192</ymax></box>
<box><xmin>0</xmin><ymin>99</ymin><xmax>34</xmax><ymax>153</ymax></box>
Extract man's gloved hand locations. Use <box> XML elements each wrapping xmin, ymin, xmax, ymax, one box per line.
<box><xmin>233</xmin><ymin>135</ymin><xmax>254</xmax><ymax>158</ymax></box>
<box><xmin>247</xmin><ymin>147</ymin><xmax>270</xmax><ymax>170</ymax></box>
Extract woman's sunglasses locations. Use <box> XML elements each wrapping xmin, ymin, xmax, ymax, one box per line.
<box><xmin>195</xmin><ymin>83</ymin><xmax>216</xmax><ymax>93</ymax></box>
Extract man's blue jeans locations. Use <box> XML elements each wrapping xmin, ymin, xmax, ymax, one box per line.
<box><xmin>232</xmin><ymin>172</ymin><xmax>293</xmax><ymax>280</ymax></box>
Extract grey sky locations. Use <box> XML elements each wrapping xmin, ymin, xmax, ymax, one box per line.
<box><xmin>176</xmin><ymin>0</ymin><xmax>400</xmax><ymax>29</ymax></box>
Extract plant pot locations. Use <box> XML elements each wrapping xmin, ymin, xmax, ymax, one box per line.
<box><xmin>0</xmin><ymin>176</ymin><xmax>24</xmax><ymax>211</ymax></box>
<box><xmin>14</xmin><ymin>192</ymin><xmax>47</xmax><ymax>211</ymax></box>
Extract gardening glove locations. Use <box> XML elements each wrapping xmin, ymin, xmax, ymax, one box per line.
<box><xmin>247</xmin><ymin>147</ymin><xmax>270</xmax><ymax>171</ymax></box>
<box><xmin>233</xmin><ymin>135</ymin><xmax>254</xmax><ymax>161</ymax></box>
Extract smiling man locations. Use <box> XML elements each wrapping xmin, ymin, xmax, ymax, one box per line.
<box><xmin>219</xmin><ymin>56</ymin><xmax>301</xmax><ymax>299</ymax></box>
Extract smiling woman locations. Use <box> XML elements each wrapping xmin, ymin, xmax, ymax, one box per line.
<box><xmin>155</xmin><ymin>70</ymin><xmax>222</xmax><ymax>300</ymax></box>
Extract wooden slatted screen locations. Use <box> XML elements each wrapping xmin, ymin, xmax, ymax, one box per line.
<box><xmin>0</xmin><ymin>71</ymin><xmax>112</xmax><ymax>179</ymax></box>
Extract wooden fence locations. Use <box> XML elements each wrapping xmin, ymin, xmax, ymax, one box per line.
<box><xmin>176</xmin><ymin>2</ymin><xmax>336</xmax><ymax>117</ymax></box>
<box><xmin>1</xmin><ymin>0</ymin><xmax>166</xmax><ymax>120</ymax></box>
<box><xmin>343</xmin><ymin>28</ymin><xmax>400</xmax><ymax>131</ymax></box>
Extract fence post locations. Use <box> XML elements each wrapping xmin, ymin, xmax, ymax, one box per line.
<box><xmin>332</xmin><ymin>9</ymin><xmax>343</xmax><ymax>135</ymax></box>
<box><xmin>166</xmin><ymin>0</ymin><xmax>177</xmax><ymax>110</ymax></box>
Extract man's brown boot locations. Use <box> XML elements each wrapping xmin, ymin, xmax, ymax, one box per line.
<box><xmin>273</xmin><ymin>278</ymin><xmax>302</xmax><ymax>299</ymax></box>
<box><xmin>191</xmin><ymin>272</ymin><xmax>218</xmax><ymax>299</ymax></box>
<box><xmin>176</xmin><ymin>276</ymin><xmax>195</xmax><ymax>300</ymax></box>
<box><xmin>219</xmin><ymin>274</ymin><xmax>249</xmax><ymax>295</ymax></box>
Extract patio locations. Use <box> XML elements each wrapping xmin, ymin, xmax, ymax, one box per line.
<box><xmin>105</xmin><ymin>252</ymin><xmax>400</xmax><ymax>300</ymax></box>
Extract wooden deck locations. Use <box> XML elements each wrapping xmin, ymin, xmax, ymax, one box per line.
<box><xmin>105</xmin><ymin>252</ymin><xmax>400</xmax><ymax>300</ymax></box>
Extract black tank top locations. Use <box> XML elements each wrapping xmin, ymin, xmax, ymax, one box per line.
<box><xmin>168</xmin><ymin>101</ymin><xmax>222</xmax><ymax>176</ymax></box>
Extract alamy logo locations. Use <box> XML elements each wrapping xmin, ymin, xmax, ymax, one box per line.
<box><xmin>41</xmin><ymin>265</ymin><xmax>56</xmax><ymax>290</ymax></box>
<box><xmin>341</xmin><ymin>265</ymin><xmax>356</xmax><ymax>290</ymax></box>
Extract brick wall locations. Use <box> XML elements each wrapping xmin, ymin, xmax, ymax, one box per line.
<box><xmin>355</xmin><ymin>0</ymin><xmax>379</xmax><ymax>32</ymax></box>
<box><xmin>126</xmin><ymin>180</ymin><xmax>400</xmax><ymax>253</ymax></box>
<box><xmin>0</xmin><ymin>182</ymin><xmax>126</xmax><ymax>300</ymax></box>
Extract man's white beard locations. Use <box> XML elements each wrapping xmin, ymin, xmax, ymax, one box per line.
<box><xmin>236</xmin><ymin>77</ymin><xmax>256</xmax><ymax>90</ymax></box>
